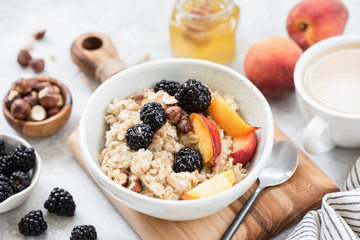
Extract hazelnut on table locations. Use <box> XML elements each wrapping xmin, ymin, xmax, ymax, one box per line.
<box><xmin>17</xmin><ymin>49</ymin><xmax>32</xmax><ymax>67</ymax></box>
<box><xmin>30</xmin><ymin>59</ymin><xmax>45</xmax><ymax>73</ymax></box>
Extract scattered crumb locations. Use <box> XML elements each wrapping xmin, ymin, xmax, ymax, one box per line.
<box><xmin>32</xmin><ymin>30</ymin><xmax>46</xmax><ymax>40</ymax></box>
<box><xmin>26</xmin><ymin>41</ymin><xmax>34</xmax><ymax>51</ymax></box>
<box><xmin>50</xmin><ymin>55</ymin><xmax>55</xmax><ymax>61</ymax></box>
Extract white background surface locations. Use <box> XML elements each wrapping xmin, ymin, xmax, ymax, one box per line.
<box><xmin>0</xmin><ymin>0</ymin><xmax>360</xmax><ymax>239</ymax></box>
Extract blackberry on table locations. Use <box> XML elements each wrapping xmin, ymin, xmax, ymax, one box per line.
<box><xmin>140</xmin><ymin>102</ymin><xmax>166</xmax><ymax>130</ymax></box>
<box><xmin>0</xmin><ymin>139</ymin><xmax>5</xmax><ymax>156</ymax></box>
<box><xmin>70</xmin><ymin>224</ymin><xmax>97</xmax><ymax>240</ymax></box>
<box><xmin>175</xmin><ymin>79</ymin><xmax>212</xmax><ymax>113</ymax></box>
<box><xmin>9</xmin><ymin>171</ymin><xmax>30</xmax><ymax>193</ymax></box>
<box><xmin>154</xmin><ymin>79</ymin><xmax>180</xmax><ymax>96</ymax></box>
<box><xmin>0</xmin><ymin>180</ymin><xmax>13</xmax><ymax>203</ymax></box>
<box><xmin>44</xmin><ymin>187</ymin><xmax>76</xmax><ymax>216</ymax></box>
<box><xmin>125</xmin><ymin>124</ymin><xmax>154</xmax><ymax>150</ymax></box>
<box><xmin>173</xmin><ymin>147</ymin><xmax>203</xmax><ymax>173</ymax></box>
<box><xmin>18</xmin><ymin>210</ymin><xmax>47</xmax><ymax>236</ymax></box>
<box><xmin>12</xmin><ymin>145</ymin><xmax>36</xmax><ymax>172</ymax></box>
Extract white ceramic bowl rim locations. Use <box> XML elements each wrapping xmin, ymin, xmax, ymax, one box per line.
<box><xmin>294</xmin><ymin>35</ymin><xmax>360</xmax><ymax>119</ymax></box>
<box><xmin>79</xmin><ymin>58</ymin><xmax>273</xmax><ymax>207</ymax></box>
<box><xmin>0</xmin><ymin>133</ymin><xmax>41</xmax><ymax>207</ymax></box>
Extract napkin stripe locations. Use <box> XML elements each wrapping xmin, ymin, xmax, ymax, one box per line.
<box><xmin>286</xmin><ymin>158</ymin><xmax>360</xmax><ymax>240</ymax></box>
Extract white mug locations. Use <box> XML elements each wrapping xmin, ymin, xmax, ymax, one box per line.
<box><xmin>294</xmin><ymin>35</ymin><xmax>360</xmax><ymax>154</ymax></box>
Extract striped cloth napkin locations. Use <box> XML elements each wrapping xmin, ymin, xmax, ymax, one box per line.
<box><xmin>286</xmin><ymin>157</ymin><xmax>360</xmax><ymax>240</ymax></box>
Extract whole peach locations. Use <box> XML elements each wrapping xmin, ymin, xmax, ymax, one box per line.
<box><xmin>244</xmin><ymin>36</ymin><xmax>303</xmax><ymax>100</ymax></box>
<box><xmin>287</xmin><ymin>0</ymin><xmax>348</xmax><ymax>51</ymax></box>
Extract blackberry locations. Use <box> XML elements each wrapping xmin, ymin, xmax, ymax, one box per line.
<box><xmin>154</xmin><ymin>79</ymin><xmax>180</xmax><ymax>96</ymax></box>
<box><xmin>173</xmin><ymin>147</ymin><xmax>203</xmax><ymax>173</ymax></box>
<box><xmin>175</xmin><ymin>79</ymin><xmax>212</xmax><ymax>113</ymax></box>
<box><xmin>140</xmin><ymin>102</ymin><xmax>166</xmax><ymax>130</ymax></box>
<box><xmin>9</xmin><ymin>171</ymin><xmax>30</xmax><ymax>193</ymax></box>
<box><xmin>0</xmin><ymin>173</ymin><xmax>8</xmax><ymax>182</ymax></box>
<box><xmin>18</xmin><ymin>210</ymin><xmax>47</xmax><ymax>236</ymax></box>
<box><xmin>0</xmin><ymin>154</ymin><xmax>13</xmax><ymax>175</ymax></box>
<box><xmin>0</xmin><ymin>139</ymin><xmax>5</xmax><ymax>156</ymax></box>
<box><xmin>12</xmin><ymin>145</ymin><xmax>36</xmax><ymax>172</ymax></box>
<box><xmin>44</xmin><ymin>187</ymin><xmax>76</xmax><ymax>216</ymax></box>
<box><xmin>70</xmin><ymin>225</ymin><xmax>97</xmax><ymax>240</ymax></box>
<box><xmin>125</xmin><ymin>124</ymin><xmax>154</xmax><ymax>150</ymax></box>
<box><xmin>0</xmin><ymin>180</ymin><xmax>13</xmax><ymax>203</ymax></box>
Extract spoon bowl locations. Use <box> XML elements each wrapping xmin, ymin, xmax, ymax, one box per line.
<box><xmin>259</xmin><ymin>141</ymin><xmax>299</xmax><ymax>188</ymax></box>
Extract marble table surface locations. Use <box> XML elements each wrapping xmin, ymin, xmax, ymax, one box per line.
<box><xmin>1</xmin><ymin>0</ymin><xmax>360</xmax><ymax>239</ymax></box>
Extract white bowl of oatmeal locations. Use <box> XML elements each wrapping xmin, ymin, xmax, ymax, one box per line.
<box><xmin>79</xmin><ymin>59</ymin><xmax>273</xmax><ymax>221</ymax></box>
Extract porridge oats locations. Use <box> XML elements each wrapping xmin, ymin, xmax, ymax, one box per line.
<box><xmin>99</xmin><ymin>79</ymin><xmax>258</xmax><ymax>200</ymax></box>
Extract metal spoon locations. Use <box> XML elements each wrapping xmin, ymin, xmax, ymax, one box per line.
<box><xmin>221</xmin><ymin>141</ymin><xmax>299</xmax><ymax>240</ymax></box>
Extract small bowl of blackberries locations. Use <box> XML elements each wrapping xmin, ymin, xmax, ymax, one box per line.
<box><xmin>0</xmin><ymin>133</ymin><xmax>41</xmax><ymax>213</ymax></box>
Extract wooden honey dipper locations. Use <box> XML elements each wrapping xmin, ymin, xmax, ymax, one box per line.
<box><xmin>70</xmin><ymin>32</ymin><xmax>128</xmax><ymax>84</ymax></box>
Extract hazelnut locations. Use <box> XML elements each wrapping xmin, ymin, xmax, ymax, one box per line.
<box><xmin>32</xmin><ymin>30</ymin><xmax>45</xmax><ymax>40</ymax></box>
<box><xmin>46</xmin><ymin>107</ymin><xmax>60</xmax><ymax>117</ymax></box>
<box><xmin>131</xmin><ymin>89</ymin><xmax>148</xmax><ymax>102</ymax></box>
<box><xmin>30</xmin><ymin>58</ymin><xmax>45</xmax><ymax>73</ymax></box>
<box><xmin>17</xmin><ymin>49</ymin><xmax>32</xmax><ymax>67</ymax></box>
<box><xmin>165</xmin><ymin>106</ymin><xmax>183</xmax><ymax>123</ymax></box>
<box><xmin>38</xmin><ymin>86</ymin><xmax>61</xmax><ymax>108</ymax></box>
<box><xmin>177</xmin><ymin>119</ymin><xmax>192</xmax><ymax>133</ymax></box>
<box><xmin>128</xmin><ymin>175</ymin><xmax>142</xmax><ymax>193</ymax></box>
<box><xmin>10</xmin><ymin>98</ymin><xmax>31</xmax><ymax>120</ymax></box>
<box><xmin>32</xmin><ymin>81</ymin><xmax>51</xmax><ymax>92</ymax></box>
<box><xmin>5</xmin><ymin>90</ymin><xmax>21</xmax><ymax>109</ymax></box>
<box><xmin>116</xmin><ymin>170</ymin><xmax>129</xmax><ymax>187</ymax></box>
<box><xmin>12</xmin><ymin>78</ymin><xmax>33</xmax><ymax>95</ymax></box>
<box><xmin>29</xmin><ymin>105</ymin><xmax>47</xmax><ymax>121</ymax></box>
<box><xmin>56</xmin><ymin>95</ymin><xmax>64</xmax><ymax>108</ymax></box>
<box><xmin>23</xmin><ymin>91</ymin><xmax>38</xmax><ymax>107</ymax></box>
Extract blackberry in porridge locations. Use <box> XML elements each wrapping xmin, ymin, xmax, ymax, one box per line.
<box><xmin>99</xmin><ymin>79</ymin><xmax>258</xmax><ymax>200</ymax></box>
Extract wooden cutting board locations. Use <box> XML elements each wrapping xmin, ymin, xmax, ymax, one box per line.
<box><xmin>67</xmin><ymin>125</ymin><xmax>339</xmax><ymax>240</ymax></box>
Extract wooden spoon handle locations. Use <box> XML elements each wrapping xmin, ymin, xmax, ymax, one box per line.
<box><xmin>70</xmin><ymin>32</ymin><xmax>126</xmax><ymax>84</ymax></box>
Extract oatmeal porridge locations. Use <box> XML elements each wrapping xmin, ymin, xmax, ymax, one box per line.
<box><xmin>99</xmin><ymin>79</ymin><xmax>258</xmax><ymax>200</ymax></box>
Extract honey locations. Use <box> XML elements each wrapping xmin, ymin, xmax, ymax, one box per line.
<box><xmin>169</xmin><ymin>0</ymin><xmax>240</xmax><ymax>64</ymax></box>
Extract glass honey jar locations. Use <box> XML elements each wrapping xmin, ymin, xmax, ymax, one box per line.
<box><xmin>169</xmin><ymin>0</ymin><xmax>240</xmax><ymax>64</ymax></box>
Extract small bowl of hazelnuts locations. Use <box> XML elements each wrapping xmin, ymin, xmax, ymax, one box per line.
<box><xmin>2</xmin><ymin>76</ymin><xmax>72</xmax><ymax>138</ymax></box>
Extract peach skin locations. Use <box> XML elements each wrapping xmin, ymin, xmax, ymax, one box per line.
<box><xmin>190</xmin><ymin>113</ymin><xmax>221</xmax><ymax>167</ymax></box>
<box><xmin>244</xmin><ymin>36</ymin><xmax>303</xmax><ymax>99</ymax></box>
<box><xmin>230</xmin><ymin>131</ymin><xmax>257</xmax><ymax>165</ymax></box>
<box><xmin>287</xmin><ymin>0</ymin><xmax>348</xmax><ymax>51</ymax></box>
<box><xmin>208</xmin><ymin>95</ymin><xmax>258</xmax><ymax>137</ymax></box>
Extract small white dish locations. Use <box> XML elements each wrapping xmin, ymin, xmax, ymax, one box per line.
<box><xmin>0</xmin><ymin>133</ymin><xmax>41</xmax><ymax>213</ymax></box>
<box><xmin>79</xmin><ymin>59</ymin><xmax>274</xmax><ymax>221</ymax></box>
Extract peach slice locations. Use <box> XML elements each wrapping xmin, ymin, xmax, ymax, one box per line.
<box><xmin>208</xmin><ymin>96</ymin><xmax>258</xmax><ymax>137</ymax></box>
<box><xmin>190</xmin><ymin>113</ymin><xmax>221</xmax><ymax>167</ymax></box>
<box><xmin>230</xmin><ymin>131</ymin><xmax>257</xmax><ymax>165</ymax></box>
<box><xmin>182</xmin><ymin>169</ymin><xmax>234</xmax><ymax>200</ymax></box>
